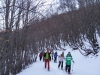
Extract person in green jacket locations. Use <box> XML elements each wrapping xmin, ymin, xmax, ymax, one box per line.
<box><xmin>65</xmin><ymin>52</ymin><xmax>74</xmax><ymax>74</ymax></box>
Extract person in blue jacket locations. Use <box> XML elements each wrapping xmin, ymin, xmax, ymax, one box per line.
<box><xmin>54</xmin><ymin>52</ymin><xmax>58</xmax><ymax>63</ymax></box>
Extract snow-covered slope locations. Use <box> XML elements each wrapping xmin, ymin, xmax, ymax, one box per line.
<box><xmin>17</xmin><ymin>46</ymin><xmax>100</xmax><ymax>75</ymax></box>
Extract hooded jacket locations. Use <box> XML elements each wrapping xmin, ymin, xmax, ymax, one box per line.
<box><xmin>65</xmin><ymin>54</ymin><xmax>73</xmax><ymax>65</ymax></box>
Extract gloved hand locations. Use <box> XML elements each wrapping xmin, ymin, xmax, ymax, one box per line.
<box><xmin>73</xmin><ymin>61</ymin><xmax>75</xmax><ymax>63</ymax></box>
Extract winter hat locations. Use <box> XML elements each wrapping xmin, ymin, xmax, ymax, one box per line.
<box><xmin>68</xmin><ymin>52</ymin><xmax>71</xmax><ymax>54</ymax></box>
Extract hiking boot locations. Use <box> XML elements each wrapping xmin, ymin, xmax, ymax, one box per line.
<box><xmin>48</xmin><ymin>69</ymin><xmax>50</xmax><ymax>71</ymax></box>
<box><xmin>68</xmin><ymin>72</ymin><xmax>71</xmax><ymax>74</ymax></box>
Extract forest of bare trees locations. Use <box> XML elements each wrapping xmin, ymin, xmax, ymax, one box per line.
<box><xmin>0</xmin><ymin>0</ymin><xmax>100</xmax><ymax>75</ymax></box>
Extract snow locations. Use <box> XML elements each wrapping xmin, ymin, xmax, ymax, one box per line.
<box><xmin>17</xmin><ymin>46</ymin><xmax>100</xmax><ymax>75</ymax></box>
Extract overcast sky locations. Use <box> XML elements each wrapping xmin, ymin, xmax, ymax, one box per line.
<box><xmin>0</xmin><ymin>0</ymin><xmax>60</xmax><ymax>30</ymax></box>
<box><xmin>38</xmin><ymin>0</ymin><xmax>59</xmax><ymax>15</ymax></box>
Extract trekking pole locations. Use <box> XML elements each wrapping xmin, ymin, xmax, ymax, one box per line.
<box><xmin>72</xmin><ymin>61</ymin><xmax>75</xmax><ymax>71</ymax></box>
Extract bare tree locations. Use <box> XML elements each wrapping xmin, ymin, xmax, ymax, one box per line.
<box><xmin>0</xmin><ymin>0</ymin><xmax>47</xmax><ymax>75</ymax></box>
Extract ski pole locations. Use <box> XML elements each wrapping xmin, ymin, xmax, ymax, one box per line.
<box><xmin>72</xmin><ymin>62</ymin><xmax>75</xmax><ymax>71</ymax></box>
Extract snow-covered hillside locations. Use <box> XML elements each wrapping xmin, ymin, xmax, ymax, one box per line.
<box><xmin>17</xmin><ymin>46</ymin><xmax>100</xmax><ymax>75</ymax></box>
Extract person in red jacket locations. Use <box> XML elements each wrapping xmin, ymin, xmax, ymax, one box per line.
<box><xmin>39</xmin><ymin>52</ymin><xmax>43</xmax><ymax>61</ymax></box>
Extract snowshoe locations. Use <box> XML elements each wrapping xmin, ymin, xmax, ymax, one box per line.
<box><xmin>68</xmin><ymin>72</ymin><xmax>71</xmax><ymax>74</ymax></box>
<box><xmin>48</xmin><ymin>69</ymin><xmax>50</xmax><ymax>71</ymax></box>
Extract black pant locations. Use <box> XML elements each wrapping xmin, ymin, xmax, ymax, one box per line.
<box><xmin>58</xmin><ymin>61</ymin><xmax>63</xmax><ymax>69</ymax></box>
<box><xmin>65</xmin><ymin>65</ymin><xmax>71</xmax><ymax>73</ymax></box>
<box><xmin>49</xmin><ymin>57</ymin><xmax>51</xmax><ymax>61</ymax></box>
<box><xmin>40</xmin><ymin>57</ymin><xmax>42</xmax><ymax>61</ymax></box>
<box><xmin>54</xmin><ymin>57</ymin><xmax>57</xmax><ymax>62</ymax></box>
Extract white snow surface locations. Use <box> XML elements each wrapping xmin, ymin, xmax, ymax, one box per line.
<box><xmin>17</xmin><ymin>46</ymin><xmax>100</xmax><ymax>75</ymax></box>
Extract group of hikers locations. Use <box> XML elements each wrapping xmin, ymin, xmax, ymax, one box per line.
<box><xmin>39</xmin><ymin>48</ymin><xmax>74</xmax><ymax>74</ymax></box>
<box><xmin>39</xmin><ymin>49</ymin><xmax>58</xmax><ymax>62</ymax></box>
